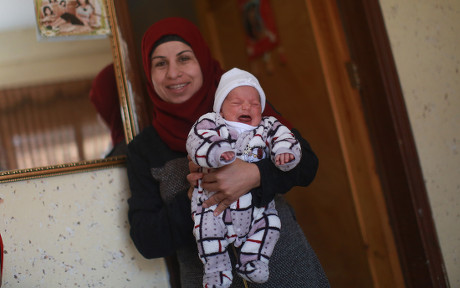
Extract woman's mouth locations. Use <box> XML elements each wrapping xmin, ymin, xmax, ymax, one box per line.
<box><xmin>168</xmin><ymin>83</ymin><xmax>188</xmax><ymax>91</ymax></box>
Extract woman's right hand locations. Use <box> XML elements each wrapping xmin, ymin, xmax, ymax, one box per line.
<box><xmin>201</xmin><ymin>159</ymin><xmax>261</xmax><ymax>216</ymax></box>
<box><xmin>187</xmin><ymin>157</ymin><xmax>261</xmax><ymax>215</ymax></box>
<box><xmin>186</xmin><ymin>157</ymin><xmax>203</xmax><ymax>199</ymax></box>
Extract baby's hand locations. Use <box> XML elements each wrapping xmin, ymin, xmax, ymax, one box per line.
<box><xmin>275</xmin><ymin>153</ymin><xmax>294</xmax><ymax>166</ymax></box>
<box><xmin>220</xmin><ymin>151</ymin><xmax>235</xmax><ymax>162</ymax></box>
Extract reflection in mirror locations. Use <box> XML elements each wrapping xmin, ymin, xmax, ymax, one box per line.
<box><xmin>0</xmin><ymin>78</ymin><xmax>117</xmax><ymax>171</ymax></box>
<box><xmin>0</xmin><ymin>7</ymin><xmax>126</xmax><ymax>180</ymax></box>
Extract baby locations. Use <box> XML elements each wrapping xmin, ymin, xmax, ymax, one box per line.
<box><xmin>186</xmin><ymin>68</ymin><xmax>301</xmax><ymax>288</ymax></box>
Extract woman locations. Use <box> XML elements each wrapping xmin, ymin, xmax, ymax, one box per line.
<box><xmin>41</xmin><ymin>5</ymin><xmax>56</xmax><ymax>27</ymax></box>
<box><xmin>127</xmin><ymin>17</ymin><xmax>329</xmax><ymax>287</ymax></box>
<box><xmin>89</xmin><ymin>63</ymin><xmax>127</xmax><ymax>158</ymax></box>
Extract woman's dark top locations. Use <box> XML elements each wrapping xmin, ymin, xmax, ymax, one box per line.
<box><xmin>127</xmin><ymin>125</ymin><xmax>318</xmax><ymax>259</ymax></box>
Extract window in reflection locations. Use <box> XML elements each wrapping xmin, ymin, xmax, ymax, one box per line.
<box><xmin>0</xmin><ymin>79</ymin><xmax>111</xmax><ymax>171</ymax></box>
<box><xmin>13</xmin><ymin>126</ymin><xmax>79</xmax><ymax>169</ymax></box>
<box><xmin>82</xmin><ymin>122</ymin><xmax>112</xmax><ymax>159</ymax></box>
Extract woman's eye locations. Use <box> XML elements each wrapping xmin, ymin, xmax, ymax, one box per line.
<box><xmin>179</xmin><ymin>56</ymin><xmax>191</xmax><ymax>62</ymax></box>
<box><xmin>153</xmin><ymin>60</ymin><xmax>166</xmax><ymax>68</ymax></box>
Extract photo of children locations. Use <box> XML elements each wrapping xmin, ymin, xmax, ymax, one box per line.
<box><xmin>35</xmin><ymin>0</ymin><xmax>110</xmax><ymax>40</ymax></box>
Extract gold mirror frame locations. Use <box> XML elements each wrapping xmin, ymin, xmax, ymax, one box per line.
<box><xmin>105</xmin><ymin>0</ymin><xmax>152</xmax><ymax>138</ymax></box>
<box><xmin>0</xmin><ymin>1</ymin><xmax>131</xmax><ymax>184</ymax></box>
<box><xmin>0</xmin><ymin>156</ymin><xmax>126</xmax><ymax>183</ymax></box>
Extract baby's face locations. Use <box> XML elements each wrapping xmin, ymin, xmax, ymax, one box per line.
<box><xmin>220</xmin><ymin>86</ymin><xmax>262</xmax><ymax>126</ymax></box>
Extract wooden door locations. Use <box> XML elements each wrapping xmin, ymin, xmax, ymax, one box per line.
<box><xmin>195</xmin><ymin>1</ymin><xmax>404</xmax><ymax>287</ymax></box>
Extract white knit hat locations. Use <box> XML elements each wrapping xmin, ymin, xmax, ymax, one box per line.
<box><xmin>213</xmin><ymin>68</ymin><xmax>266</xmax><ymax>113</ymax></box>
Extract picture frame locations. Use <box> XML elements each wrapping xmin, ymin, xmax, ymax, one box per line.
<box><xmin>34</xmin><ymin>0</ymin><xmax>110</xmax><ymax>41</ymax></box>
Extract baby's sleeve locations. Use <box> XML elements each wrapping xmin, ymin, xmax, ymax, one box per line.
<box><xmin>265</xmin><ymin>116</ymin><xmax>302</xmax><ymax>171</ymax></box>
<box><xmin>186</xmin><ymin>112</ymin><xmax>235</xmax><ymax>168</ymax></box>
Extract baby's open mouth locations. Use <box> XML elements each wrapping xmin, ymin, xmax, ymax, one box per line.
<box><xmin>238</xmin><ymin>115</ymin><xmax>252</xmax><ymax>123</ymax></box>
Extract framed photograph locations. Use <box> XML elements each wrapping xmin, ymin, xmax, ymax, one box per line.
<box><xmin>34</xmin><ymin>0</ymin><xmax>111</xmax><ymax>41</ymax></box>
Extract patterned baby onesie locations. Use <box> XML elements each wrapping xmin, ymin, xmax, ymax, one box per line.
<box><xmin>186</xmin><ymin>112</ymin><xmax>301</xmax><ymax>287</ymax></box>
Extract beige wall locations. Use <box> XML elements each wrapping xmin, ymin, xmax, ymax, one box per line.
<box><xmin>0</xmin><ymin>28</ymin><xmax>113</xmax><ymax>88</ymax></box>
<box><xmin>0</xmin><ymin>168</ymin><xmax>169</xmax><ymax>287</ymax></box>
<box><xmin>379</xmin><ymin>0</ymin><xmax>460</xmax><ymax>286</ymax></box>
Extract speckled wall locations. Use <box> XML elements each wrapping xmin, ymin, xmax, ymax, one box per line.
<box><xmin>379</xmin><ymin>0</ymin><xmax>460</xmax><ymax>286</ymax></box>
<box><xmin>0</xmin><ymin>168</ymin><xmax>169</xmax><ymax>287</ymax></box>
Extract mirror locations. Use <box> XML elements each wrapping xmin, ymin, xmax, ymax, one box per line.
<box><xmin>0</xmin><ymin>1</ymin><xmax>126</xmax><ymax>183</ymax></box>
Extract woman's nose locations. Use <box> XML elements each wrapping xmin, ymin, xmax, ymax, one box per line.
<box><xmin>166</xmin><ymin>63</ymin><xmax>181</xmax><ymax>79</ymax></box>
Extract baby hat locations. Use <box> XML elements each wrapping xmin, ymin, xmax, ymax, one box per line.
<box><xmin>213</xmin><ymin>68</ymin><xmax>266</xmax><ymax>113</ymax></box>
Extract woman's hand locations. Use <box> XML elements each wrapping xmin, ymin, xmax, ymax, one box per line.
<box><xmin>186</xmin><ymin>157</ymin><xmax>203</xmax><ymax>199</ymax></box>
<box><xmin>201</xmin><ymin>158</ymin><xmax>260</xmax><ymax>216</ymax></box>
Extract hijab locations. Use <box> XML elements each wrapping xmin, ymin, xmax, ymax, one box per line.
<box><xmin>89</xmin><ymin>63</ymin><xmax>125</xmax><ymax>146</ymax></box>
<box><xmin>142</xmin><ymin>17</ymin><xmax>223</xmax><ymax>152</ymax></box>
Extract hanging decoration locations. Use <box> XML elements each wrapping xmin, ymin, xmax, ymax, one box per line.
<box><xmin>237</xmin><ymin>0</ymin><xmax>286</xmax><ymax>73</ymax></box>
<box><xmin>237</xmin><ymin>0</ymin><xmax>279</xmax><ymax>59</ymax></box>
<box><xmin>34</xmin><ymin>0</ymin><xmax>110</xmax><ymax>41</ymax></box>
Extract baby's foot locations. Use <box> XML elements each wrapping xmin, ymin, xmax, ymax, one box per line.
<box><xmin>203</xmin><ymin>270</ymin><xmax>233</xmax><ymax>288</ymax></box>
<box><xmin>237</xmin><ymin>260</ymin><xmax>269</xmax><ymax>283</ymax></box>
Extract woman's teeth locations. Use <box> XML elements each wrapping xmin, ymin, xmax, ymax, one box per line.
<box><xmin>169</xmin><ymin>83</ymin><xmax>187</xmax><ymax>90</ymax></box>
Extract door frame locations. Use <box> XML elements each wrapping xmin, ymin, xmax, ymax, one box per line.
<box><xmin>336</xmin><ymin>0</ymin><xmax>448</xmax><ymax>287</ymax></box>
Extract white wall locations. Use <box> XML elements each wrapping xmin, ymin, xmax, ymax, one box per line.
<box><xmin>379</xmin><ymin>0</ymin><xmax>460</xmax><ymax>286</ymax></box>
<box><xmin>0</xmin><ymin>167</ymin><xmax>169</xmax><ymax>287</ymax></box>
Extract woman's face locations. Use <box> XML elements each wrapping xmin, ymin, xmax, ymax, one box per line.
<box><xmin>44</xmin><ymin>7</ymin><xmax>52</xmax><ymax>15</ymax></box>
<box><xmin>150</xmin><ymin>41</ymin><xmax>203</xmax><ymax>104</ymax></box>
<box><xmin>220</xmin><ymin>86</ymin><xmax>262</xmax><ymax>126</ymax></box>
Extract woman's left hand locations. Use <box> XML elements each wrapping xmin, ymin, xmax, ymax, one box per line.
<box><xmin>201</xmin><ymin>158</ymin><xmax>261</xmax><ymax>216</ymax></box>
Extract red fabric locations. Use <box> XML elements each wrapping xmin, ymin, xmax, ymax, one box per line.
<box><xmin>0</xmin><ymin>233</ymin><xmax>3</xmax><ymax>286</ymax></box>
<box><xmin>141</xmin><ymin>17</ymin><xmax>291</xmax><ymax>152</ymax></box>
<box><xmin>141</xmin><ymin>17</ymin><xmax>224</xmax><ymax>152</ymax></box>
<box><xmin>89</xmin><ymin>63</ymin><xmax>125</xmax><ymax>146</ymax></box>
